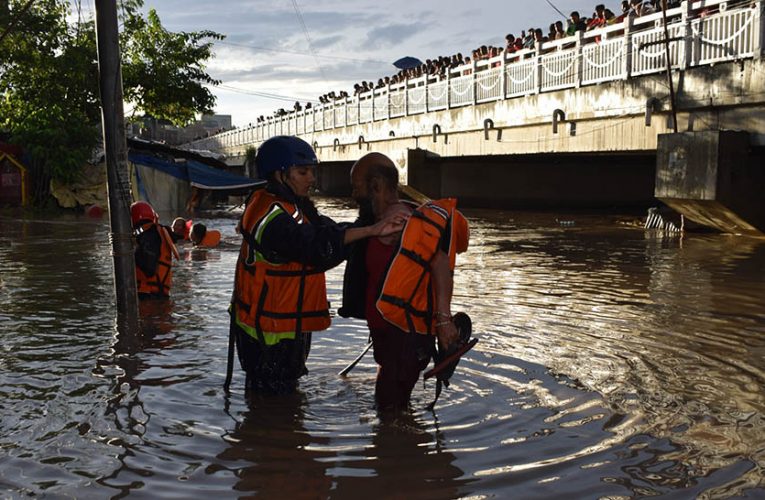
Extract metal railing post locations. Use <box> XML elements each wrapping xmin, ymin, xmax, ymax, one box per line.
<box><xmin>404</xmin><ymin>78</ymin><xmax>409</xmax><ymax>116</ymax></box>
<box><xmin>424</xmin><ymin>75</ymin><xmax>430</xmax><ymax>113</ymax></box>
<box><xmin>535</xmin><ymin>44</ymin><xmax>543</xmax><ymax>93</ymax></box>
<box><xmin>446</xmin><ymin>69</ymin><xmax>451</xmax><ymax>109</ymax></box>
<box><xmin>472</xmin><ymin>60</ymin><xmax>478</xmax><ymax>104</ymax></box>
<box><xmin>623</xmin><ymin>15</ymin><xmax>634</xmax><ymax>80</ymax></box>
<box><xmin>500</xmin><ymin>53</ymin><xmax>507</xmax><ymax>100</ymax></box>
<box><xmin>575</xmin><ymin>31</ymin><xmax>584</xmax><ymax>88</ymax></box>
<box><xmin>386</xmin><ymin>83</ymin><xmax>391</xmax><ymax>119</ymax></box>
<box><xmin>680</xmin><ymin>0</ymin><xmax>692</xmax><ymax>69</ymax></box>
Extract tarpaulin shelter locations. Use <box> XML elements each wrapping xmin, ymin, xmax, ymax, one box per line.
<box><xmin>128</xmin><ymin>138</ymin><xmax>263</xmax><ymax>215</ymax></box>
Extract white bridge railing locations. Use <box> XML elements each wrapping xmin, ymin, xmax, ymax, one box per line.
<box><xmin>188</xmin><ymin>0</ymin><xmax>764</xmax><ymax>151</ymax></box>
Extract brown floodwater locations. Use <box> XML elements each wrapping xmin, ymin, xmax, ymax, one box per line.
<box><xmin>1</xmin><ymin>199</ymin><xmax>765</xmax><ymax>499</ymax></box>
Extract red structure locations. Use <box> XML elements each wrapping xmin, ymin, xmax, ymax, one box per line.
<box><xmin>0</xmin><ymin>150</ymin><xmax>29</xmax><ymax>207</ymax></box>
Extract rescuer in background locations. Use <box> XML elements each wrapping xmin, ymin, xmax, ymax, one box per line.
<box><xmin>131</xmin><ymin>201</ymin><xmax>179</xmax><ymax>299</ymax></box>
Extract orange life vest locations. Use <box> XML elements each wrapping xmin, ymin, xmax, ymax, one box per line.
<box><xmin>232</xmin><ymin>190</ymin><xmax>330</xmax><ymax>341</ymax></box>
<box><xmin>376</xmin><ymin>198</ymin><xmax>469</xmax><ymax>335</ymax></box>
<box><xmin>197</xmin><ymin>229</ymin><xmax>221</xmax><ymax>248</ymax></box>
<box><xmin>135</xmin><ymin>223</ymin><xmax>177</xmax><ymax>297</ymax></box>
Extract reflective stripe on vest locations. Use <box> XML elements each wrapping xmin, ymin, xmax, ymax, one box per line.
<box><xmin>232</xmin><ymin>190</ymin><xmax>330</xmax><ymax>344</ymax></box>
<box><xmin>376</xmin><ymin>198</ymin><xmax>462</xmax><ymax>335</ymax></box>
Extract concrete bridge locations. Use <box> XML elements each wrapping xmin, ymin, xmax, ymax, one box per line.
<box><xmin>184</xmin><ymin>0</ymin><xmax>765</xmax><ymax>233</ymax></box>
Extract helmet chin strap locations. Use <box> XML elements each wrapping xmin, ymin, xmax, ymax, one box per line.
<box><xmin>276</xmin><ymin>168</ymin><xmax>300</xmax><ymax>197</ymax></box>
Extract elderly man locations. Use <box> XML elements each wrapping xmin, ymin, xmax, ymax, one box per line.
<box><xmin>337</xmin><ymin>153</ymin><xmax>383</xmax><ymax>320</ymax></box>
<box><xmin>340</xmin><ymin>153</ymin><xmax>469</xmax><ymax>412</ymax></box>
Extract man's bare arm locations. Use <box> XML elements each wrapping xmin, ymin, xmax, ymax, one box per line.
<box><xmin>431</xmin><ymin>250</ymin><xmax>459</xmax><ymax>348</ymax></box>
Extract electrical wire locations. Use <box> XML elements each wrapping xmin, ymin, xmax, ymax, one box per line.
<box><xmin>544</xmin><ymin>0</ymin><xmax>569</xmax><ymax>21</ymax></box>
<box><xmin>211</xmin><ymin>83</ymin><xmax>318</xmax><ymax>104</ymax></box>
<box><xmin>290</xmin><ymin>0</ymin><xmax>329</xmax><ymax>83</ymax></box>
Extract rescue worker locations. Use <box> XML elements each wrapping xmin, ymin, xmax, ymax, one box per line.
<box><xmin>131</xmin><ymin>201</ymin><xmax>179</xmax><ymax>299</ymax></box>
<box><xmin>340</xmin><ymin>153</ymin><xmax>469</xmax><ymax>412</ymax></box>
<box><xmin>170</xmin><ymin>217</ymin><xmax>192</xmax><ymax>243</ymax></box>
<box><xmin>189</xmin><ymin>222</ymin><xmax>221</xmax><ymax>248</ymax></box>
<box><xmin>229</xmin><ymin>136</ymin><xmax>405</xmax><ymax>395</ymax></box>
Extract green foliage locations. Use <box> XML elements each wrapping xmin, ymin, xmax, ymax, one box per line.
<box><xmin>122</xmin><ymin>9</ymin><xmax>223</xmax><ymax>126</ymax></box>
<box><xmin>245</xmin><ymin>146</ymin><xmax>258</xmax><ymax>166</ymax></box>
<box><xmin>0</xmin><ymin>0</ymin><xmax>224</xmax><ymax>204</ymax></box>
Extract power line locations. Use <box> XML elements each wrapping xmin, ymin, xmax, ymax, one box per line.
<box><xmin>290</xmin><ymin>0</ymin><xmax>328</xmax><ymax>82</ymax></box>
<box><xmin>544</xmin><ymin>0</ymin><xmax>568</xmax><ymax>21</ymax></box>
<box><xmin>211</xmin><ymin>83</ymin><xmax>318</xmax><ymax>104</ymax></box>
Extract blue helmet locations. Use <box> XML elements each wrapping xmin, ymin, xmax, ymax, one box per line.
<box><xmin>255</xmin><ymin>136</ymin><xmax>318</xmax><ymax>179</ymax></box>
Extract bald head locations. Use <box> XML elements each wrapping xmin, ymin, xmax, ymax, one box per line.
<box><xmin>350</xmin><ymin>152</ymin><xmax>396</xmax><ymax>202</ymax></box>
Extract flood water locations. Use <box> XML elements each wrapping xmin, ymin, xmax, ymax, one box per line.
<box><xmin>1</xmin><ymin>199</ymin><xmax>765</xmax><ymax>499</ymax></box>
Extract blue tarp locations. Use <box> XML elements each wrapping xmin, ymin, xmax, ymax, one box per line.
<box><xmin>128</xmin><ymin>153</ymin><xmax>264</xmax><ymax>191</ymax></box>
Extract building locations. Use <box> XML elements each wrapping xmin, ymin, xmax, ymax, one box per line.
<box><xmin>129</xmin><ymin>114</ymin><xmax>234</xmax><ymax>146</ymax></box>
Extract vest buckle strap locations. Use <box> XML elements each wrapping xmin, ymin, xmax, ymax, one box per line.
<box><xmin>399</xmin><ymin>248</ymin><xmax>429</xmax><ymax>268</ymax></box>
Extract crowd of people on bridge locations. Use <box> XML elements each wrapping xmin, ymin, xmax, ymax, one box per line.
<box><xmin>250</xmin><ymin>0</ymin><xmax>752</xmax><ymax>125</ymax></box>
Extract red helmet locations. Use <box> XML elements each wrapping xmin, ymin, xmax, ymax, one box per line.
<box><xmin>130</xmin><ymin>201</ymin><xmax>157</xmax><ymax>226</ymax></box>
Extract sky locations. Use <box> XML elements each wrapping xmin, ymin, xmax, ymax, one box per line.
<box><xmin>82</xmin><ymin>0</ymin><xmax>609</xmax><ymax>127</ymax></box>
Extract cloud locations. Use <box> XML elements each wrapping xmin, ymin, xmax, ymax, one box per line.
<box><xmin>363</xmin><ymin>23</ymin><xmax>422</xmax><ymax>48</ymax></box>
<box><xmin>140</xmin><ymin>0</ymin><xmax>603</xmax><ymax>126</ymax></box>
<box><xmin>309</xmin><ymin>34</ymin><xmax>345</xmax><ymax>50</ymax></box>
<box><xmin>152</xmin><ymin>2</ymin><xmax>375</xmax><ymax>46</ymax></box>
<box><xmin>211</xmin><ymin>57</ymin><xmax>382</xmax><ymax>90</ymax></box>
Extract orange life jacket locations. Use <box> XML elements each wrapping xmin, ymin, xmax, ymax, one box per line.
<box><xmin>232</xmin><ymin>190</ymin><xmax>330</xmax><ymax>341</ymax></box>
<box><xmin>135</xmin><ymin>223</ymin><xmax>178</xmax><ymax>297</ymax></box>
<box><xmin>197</xmin><ymin>229</ymin><xmax>221</xmax><ymax>248</ymax></box>
<box><xmin>376</xmin><ymin>198</ymin><xmax>469</xmax><ymax>335</ymax></box>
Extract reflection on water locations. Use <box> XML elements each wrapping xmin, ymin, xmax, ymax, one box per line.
<box><xmin>1</xmin><ymin>202</ymin><xmax>765</xmax><ymax>498</ymax></box>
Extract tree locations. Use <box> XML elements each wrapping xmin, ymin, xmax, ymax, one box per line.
<box><xmin>122</xmin><ymin>9</ymin><xmax>222</xmax><ymax>126</ymax></box>
<box><xmin>0</xmin><ymin>0</ymin><xmax>223</xmax><ymax>205</ymax></box>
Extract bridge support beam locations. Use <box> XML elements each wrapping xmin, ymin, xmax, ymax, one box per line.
<box><xmin>408</xmin><ymin>148</ymin><xmax>656</xmax><ymax>209</ymax></box>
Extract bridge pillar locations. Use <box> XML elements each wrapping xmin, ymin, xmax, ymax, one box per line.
<box><xmin>656</xmin><ymin>131</ymin><xmax>765</xmax><ymax>235</ymax></box>
<box><xmin>316</xmin><ymin>160</ymin><xmax>352</xmax><ymax>197</ymax></box>
<box><xmin>407</xmin><ymin>148</ymin><xmax>442</xmax><ymax>200</ymax></box>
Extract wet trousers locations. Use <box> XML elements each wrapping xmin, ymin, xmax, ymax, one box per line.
<box><xmin>231</xmin><ymin>318</ymin><xmax>312</xmax><ymax>395</ymax></box>
<box><xmin>370</xmin><ymin>325</ymin><xmax>434</xmax><ymax>412</ymax></box>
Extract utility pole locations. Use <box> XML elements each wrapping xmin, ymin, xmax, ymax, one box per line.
<box><xmin>94</xmin><ymin>0</ymin><xmax>140</xmax><ymax>335</ymax></box>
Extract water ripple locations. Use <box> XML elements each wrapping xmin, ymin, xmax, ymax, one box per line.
<box><xmin>2</xmin><ymin>207</ymin><xmax>765</xmax><ymax>497</ymax></box>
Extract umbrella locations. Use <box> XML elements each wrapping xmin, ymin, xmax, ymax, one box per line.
<box><xmin>393</xmin><ymin>56</ymin><xmax>423</xmax><ymax>70</ymax></box>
